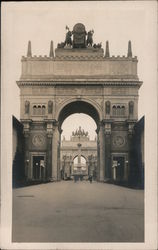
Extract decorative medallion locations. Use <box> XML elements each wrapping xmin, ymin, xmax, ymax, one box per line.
<box><xmin>113</xmin><ymin>136</ymin><xmax>125</xmax><ymax>147</ymax></box>
<box><xmin>32</xmin><ymin>134</ymin><xmax>45</xmax><ymax>146</ymax></box>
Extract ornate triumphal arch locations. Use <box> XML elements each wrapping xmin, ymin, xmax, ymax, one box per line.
<box><xmin>60</xmin><ymin>127</ymin><xmax>97</xmax><ymax>180</ymax></box>
<box><xmin>17</xmin><ymin>23</ymin><xmax>142</xmax><ymax>183</ymax></box>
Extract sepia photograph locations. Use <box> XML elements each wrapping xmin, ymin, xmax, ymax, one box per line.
<box><xmin>1</xmin><ymin>1</ymin><xmax>157</xmax><ymax>249</ymax></box>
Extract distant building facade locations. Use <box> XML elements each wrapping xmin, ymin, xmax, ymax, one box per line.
<box><xmin>60</xmin><ymin>127</ymin><xmax>97</xmax><ymax>180</ymax></box>
<box><xmin>16</xmin><ymin>23</ymin><xmax>143</xmax><ymax>186</ymax></box>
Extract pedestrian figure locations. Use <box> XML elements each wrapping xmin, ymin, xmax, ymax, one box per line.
<box><xmin>74</xmin><ymin>175</ymin><xmax>77</xmax><ymax>183</ymax></box>
<box><xmin>89</xmin><ymin>175</ymin><xmax>93</xmax><ymax>183</ymax></box>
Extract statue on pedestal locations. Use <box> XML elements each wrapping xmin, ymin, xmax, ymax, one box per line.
<box><xmin>129</xmin><ymin>101</ymin><xmax>134</xmax><ymax>115</ymax></box>
<box><xmin>64</xmin><ymin>26</ymin><xmax>72</xmax><ymax>47</ymax></box>
<box><xmin>87</xmin><ymin>30</ymin><xmax>94</xmax><ymax>47</ymax></box>
<box><xmin>25</xmin><ymin>100</ymin><xmax>30</xmax><ymax>114</ymax></box>
<box><xmin>48</xmin><ymin>100</ymin><xmax>53</xmax><ymax>114</ymax></box>
<box><xmin>105</xmin><ymin>101</ymin><xmax>111</xmax><ymax>114</ymax></box>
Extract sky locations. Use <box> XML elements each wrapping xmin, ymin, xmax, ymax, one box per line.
<box><xmin>2</xmin><ymin>1</ymin><xmax>157</xmax><ymax>140</ymax></box>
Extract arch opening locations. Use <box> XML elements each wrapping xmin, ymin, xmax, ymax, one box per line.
<box><xmin>59</xmin><ymin>102</ymin><xmax>99</xmax><ymax>181</ymax></box>
<box><xmin>58</xmin><ymin>100</ymin><xmax>100</xmax><ymax>131</ymax></box>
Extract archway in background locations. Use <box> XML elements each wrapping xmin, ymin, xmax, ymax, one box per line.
<box><xmin>56</xmin><ymin>100</ymin><xmax>100</xmax><ymax>181</ymax></box>
<box><xmin>73</xmin><ymin>155</ymin><xmax>88</xmax><ymax>180</ymax></box>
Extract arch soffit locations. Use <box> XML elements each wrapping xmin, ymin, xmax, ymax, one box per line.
<box><xmin>55</xmin><ymin>97</ymin><xmax>102</xmax><ymax>121</ymax></box>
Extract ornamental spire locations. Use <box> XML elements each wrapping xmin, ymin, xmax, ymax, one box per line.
<box><xmin>127</xmin><ymin>40</ymin><xmax>132</xmax><ymax>57</ymax></box>
<box><xmin>27</xmin><ymin>41</ymin><xmax>32</xmax><ymax>57</ymax></box>
<box><xmin>105</xmin><ymin>41</ymin><xmax>110</xmax><ymax>58</ymax></box>
<box><xmin>49</xmin><ymin>40</ymin><xmax>54</xmax><ymax>58</ymax></box>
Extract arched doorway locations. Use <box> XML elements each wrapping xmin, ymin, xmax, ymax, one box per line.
<box><xmin>51</xmin><ymin>100</ymin><xmax>105</xmax><ymax>181</ymax></box>
<box><xmin>72</xmin><ymin>155</ymin><xmax>87</xmax><ymax>181</ymax></box>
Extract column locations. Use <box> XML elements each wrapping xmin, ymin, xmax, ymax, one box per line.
<box><xmin>46</xmin><ymin>134</ymin><xmax>52</xmax><ymax>180</ymax></box>
<box><xmin>127</xmin><ymin>121</ymin><xmax>135</xmax><ymax>184</ymax></box>
<box><xmin>98</xmin><ymin>124</ymin><xmax>105</xmax><ymax>181</ymax></box>
<box><xmin>22</xmin><ymin>120</ymin><xmax>32</xmax><ymax>180</ymax></box>
<box><xmin>46</xmin><ymin>120</ymin><xmax>54</xmax><ymax>180</ymax></box>
<box><xmin>104</xmin><ymin>134</ymin><xmax>111</xmax><ymax>179</ymax></box>
<box><xmin>24</xmin><ymin>132</ymin><xmax>30</xmax><ymax>180</ymax></box>
<box><xmin>52</xmin><ymin>122</ymin><xmax>60</xmax><ymax>181</ymax></box>
<box><xmin>104</xmin><ymin>120</ymin><xmax>112</xmax><ymax>180</ymax></box>
<box><xmin>96</xmin><ymin>133</ymin><xmax>100</xmax><ymax>181</ymax></box>
<box><xmin>77</xmin><ymin>143</ymin><xmax>82</xmax><ymax>164</ymax></box>
<box><xmin>57</xmin><ymin>131</ymin><xmax>61</xmax><ymax>180</ymax></box>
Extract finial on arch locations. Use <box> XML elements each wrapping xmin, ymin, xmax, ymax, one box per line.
<box><xmin>127</xmin><ymin>40</ymin><xmax>132</xmax><ymax>57</ymax></box>
<box><xmin>27</xmin><ymin>41</ymin><xmax>32</xmax><ymax>57</ymax></box>
<box><xmin>49</xmin><ymin>40</ymin><xmax>54</xmax><ymax>58</ymax></box>
<box><xmin>105</xmin><ymin>41</ymin><xmax>110</xmax><ymax>58</ymax></box>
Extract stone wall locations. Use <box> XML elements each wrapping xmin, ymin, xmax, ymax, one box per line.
<box><xmin>20</xmin><ymin>56</ymin><xmax>138</xmax><ymax>81</ymax></box>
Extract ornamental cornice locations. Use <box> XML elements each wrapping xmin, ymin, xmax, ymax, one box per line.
<box><xmin>17</xmin><ymin>80</ymin><xmax>142</xmax><ymax>87</ymax></box>
<box><xmin>21</xmin><ymin>55</ymin><xmax>138</xmax><ymax>62</ymax></box>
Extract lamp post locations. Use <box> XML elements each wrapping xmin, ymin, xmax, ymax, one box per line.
<box><xmin>63</xmin><ymin>155</ymin><xmax>66</xmax><ymax>180</ymax></box>
<box><xmin>125</xmin><ymin>160</ymin><xmax>129</xmax><ymax>180</ymax></box>
<box><xmin>26</xmin><ymin>159</ymin><xmax>29</xmax><ymax>180</ymax></box>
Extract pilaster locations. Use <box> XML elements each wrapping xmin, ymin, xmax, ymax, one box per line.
<box><xmin>51</xmin><ymin>120</ymin><xmax>60</xmax><ymax>181</ymax></box>
<box><xmin>46</xmin><ymin>122</ymin><xmax>53</xmax><ymax>180</ymax></box>
<box><xmin>103</xmin><ymin>119</ymin><xmax>113</xmax><ymax>180</ymax></box>
<box><xmin>126</xmin><ymin>119</ymin><xmax>136</xmax><ymax>182</ymax></box>
<box><xmin>22</xmin><ymin>119</ymin><xmax>32</xmax><ymax>180</ymax></box>
<box><xmin>98</xmin><ymin>124</ymin><xmax>105</xmax><ymax>181</ymax></box>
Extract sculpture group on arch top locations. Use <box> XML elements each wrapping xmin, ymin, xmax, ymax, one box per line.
<box><xmin>72</xmin><ymin>126</ymin><xmax>89</xmax><ymax>137</ymax></box>
<box><xmin>58</xmin><ymin>24</ymin><xmax>100</xmax><ymax>49</ymax></box>
<box><xmin>26</xmin><ymin>23</ymin><xmax>133</xmax><ymax>58</ymax></box>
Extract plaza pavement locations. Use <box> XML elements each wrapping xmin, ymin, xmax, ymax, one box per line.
<box><xmin>12</xmin><ymin>181</ymin><xmax>144</xmax><ymax>242</ymax></box>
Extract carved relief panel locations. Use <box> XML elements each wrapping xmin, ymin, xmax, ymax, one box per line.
<box><xmin>111</xmin><ymin>130</ymin><xmax>128</xmax><ymax>151</ymax></box>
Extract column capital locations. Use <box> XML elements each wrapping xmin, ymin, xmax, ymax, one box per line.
<box><xmin>44</xmin><ymin>118</ymin><xmax>57</xmax><ymax>125</ymax></box>
<box><xmin>44</xmin><ymin>119</ymin><xmax>59</xmax><ymax>135</ymax></box>
<box><xmin>21</xmin><ymin>119</ymin><xmax>32</xmax><ymax>134</ymax></box>
<box><xmin>100</xmin><ymin>119</ymin><xmax>113</xmax><ymax>135</ymax></box>
<box><xmin>21</xmin><ymin>119</ymin><xmax>32</xmax><ymax>123</ymax></box>
<box><xmin>101</xmin><ymin>119</ymin><xmax>114</xmax><ymax>125</ymax></box>
<box><xmin>126</xmin><ymin>119</ymin><xmax>136</xmax><ymax>136</ymax></box>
